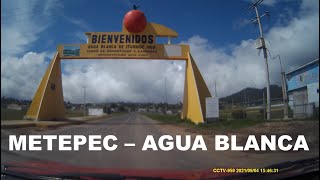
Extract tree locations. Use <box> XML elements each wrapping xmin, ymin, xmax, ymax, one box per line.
<box><xmin>110</xmin><ymin>103</ymin><xmax>117</xmax><ymax>109</ymax></box>
<box><xmin>119</xmin><ymin>105</ymin><xmax>126</xmax><ymax>112</ymax></box>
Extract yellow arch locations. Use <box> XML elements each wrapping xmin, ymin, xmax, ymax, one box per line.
<box><xmin>25</xmin><ymin>22</ymin><xmax>211</xmax><ymax>123</ymax></box>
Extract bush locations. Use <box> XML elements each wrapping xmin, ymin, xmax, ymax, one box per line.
<box><xmin>231</xmin><ymin>109</ymin><xmax>247</xmax><ymax>119</ymax></box>
<box><xmin>103</xmin><ymin>107</ymin><xmax>112</xmax><ymax>114</ymax></box>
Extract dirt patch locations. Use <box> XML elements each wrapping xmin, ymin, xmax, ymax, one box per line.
<box><xmin>160</xmin><ymin>120</ymin><xmax>319</xmax><ymax>153</ymax></box>
<box><xmin>237</xmin><ymin>121</ymin><xmax>319</xmax><ymax>149</ymax></box>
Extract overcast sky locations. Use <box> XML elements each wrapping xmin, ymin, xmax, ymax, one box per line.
<box><xmin>1</xmin><ymin>0</ymin><xmax>319</xmax><ymax>104</ymax></box>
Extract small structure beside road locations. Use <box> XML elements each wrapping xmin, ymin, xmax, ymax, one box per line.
<box><xmin>88</xmin><ymin>108</ymin><xmax>104</xmax><ymax>116</ymax></box>
<box><xmin>7</xmin><ymin>104</ymin><xmax>22</xmax><ymax>111</ymax></box>
<box><xmin>286</xmin><ymin>58</ymin><xmax>319</xmax><ymax>118</ymax></box>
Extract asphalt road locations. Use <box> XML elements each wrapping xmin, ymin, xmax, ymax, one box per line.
<box><xmin>1</xmin><ymin>113</ymin><xmax>219</xmax><ymax>170</ymax></box>
<box><xmin>1</xmin><ymin>113</ymin><xmax>318</xmax><ymax>170</ymax></box>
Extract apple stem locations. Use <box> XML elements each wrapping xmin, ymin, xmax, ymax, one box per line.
<box><xmin>133</xmin><ymin>4</ymin><xmax>140</xmax><ymax>10</ymax></box>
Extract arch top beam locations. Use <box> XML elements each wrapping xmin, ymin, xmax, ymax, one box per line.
<box><xmin>57</xmin><ymin>44</ymin><xmax>190</xmax><ymax>60</ymax></box>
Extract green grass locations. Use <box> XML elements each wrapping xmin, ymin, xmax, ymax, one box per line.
<box><xmin>142</xmin><ymin>113</ymin><xmax>266</xmax><ymax>130</ymax></box>
<box><xmin>142</xmin><ymin>113</ymin><xmax>198</xmax><ymax>127</ymax></box>
<box><xmin>220</xmin><ymin>107</ymin><xmax>286</xmax><ymax>120</ymax></box>
<box><xmin>65</xmin><ymin>110</ymin><xmax>84</xmax><ymax>117</ymax></box>
<box><xmin>1</xmin><ymin>107</ymin><xmax>128</xmax><ymax>121</ymax></box>
<box><xmin>197</xmin><ymin>119</ymin><xmax>266</xmax><ymax>130</ymax></box>
<box><xmin>1</xmin><ymin>108</ymin><xmax>92</xmax><ymax>120</ymax></box>
<box><xmin>1</xmin><ymin>108</ymin><xmax>27</xmax><ymax>120</ymax></box>
<box><xmin>142</xmin><ymin>112</ymin><xmax>312</xmax><ymax>130</ymax></box>
<box><xmin>142</xmin><ymin>113</ymin><xmax>188</xmax><ymax>123</ymax></box>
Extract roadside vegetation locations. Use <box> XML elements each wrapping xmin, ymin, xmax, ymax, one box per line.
<box><xmin>142</xmin><ymin>112</ymin><xmax>319</xmax><ymax>131</ymax></box>
<box><xmin>1</xmin><ymin>108</ymin><xmax>27</xmax><ymax>120</ymax></box>
<box><xmin>1</xmin><ymin>109</ymin><xmax>84</xmax><ymax>120</ymax></box>
<box><xmin>142</xmin><ymin>112</ymin><xmax>266</xmax><ymax>130</ymax></box>
<box><xmin>1</xmin><ymin>108</ymin><xmax>127</xmax><ymax>121</ymax></box>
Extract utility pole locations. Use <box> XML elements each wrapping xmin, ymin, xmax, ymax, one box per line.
<box><xmin>277</xmin><ymin>55</ymin><xmax>289</xmax><ymax>119</ymax></box>
<box><xmin>82</xmin><ymin>86</ymin><xmax>86</xmax><ymax>116</ymax></box>
<box><xmin>231</xmin><ymin>98</ymin><xmax>234</xmax><ymax>110</ymax></box>
<box><xmin>214</xmin><ymin>81</ymin><xmax>218</xmax><ymax>97</ymax></box>
<box><xmin>249</xmin><ymin>0</ymin><xmax>271</xmax><ymax>120</ymax></box>
<box><xmin>243</xmin><ymin>88</ymin><xmax>246</xmax><ymax>118</ymax></box>
<box><xmin>177</xmin><ymin>95</ymin><xmax>181</xmax><ymax>112</ymax></box>
<box><xmin>281</xmin><ymin>71</ymin><xmax>289</xmax><ymax>119</ymax></box>
<box><xmin>263</xmin><ymin>91</ymin><xmax>266</xmax><ymax>120</ymax></box>
<box><xmin>268</xmin><ymin>53</ymin><xmax>289</xmax><ymax>119</ymax></box>
<box><xmin>152</xmin><ymin>101</ymin><xmax>155</xmax><ymax>112</ymax></box>
<box><xmin>164</xmin><ymin>76</ymin><xmax>167</xmax><ymax>114</ymax></box>
<box><xmin>244</xmin><ymin>88</ymin><xmax>247</xmax><ymax>108</ymax></box>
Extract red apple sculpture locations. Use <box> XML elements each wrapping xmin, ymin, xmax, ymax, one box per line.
<box><xmin>123</xmin><ymin>10</ymin><xmax>147</xmax><ymax>33</ymax></box>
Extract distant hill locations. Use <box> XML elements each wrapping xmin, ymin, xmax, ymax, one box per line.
<box><xmin>2</xmin><ymin>85</ymin><xmax>283</xmax><ymax>108</ymax></box>
<box><xmin>220</xmin><ymin>85</ymin><xmax>283</xmax><ymax>105</ymax></box>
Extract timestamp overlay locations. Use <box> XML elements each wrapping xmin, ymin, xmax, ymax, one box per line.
<box><xmin>212</xmin><ymin>168</ymin><xmax>279</xmax><ymax>173</ymax></box>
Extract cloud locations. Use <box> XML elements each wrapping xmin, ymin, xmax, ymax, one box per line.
<box><xmin>75</xmin><ymin>32</ymin><xmax>88</xmax><ymax>42</ymax></box>
<box><xmin>233</xmin><ymin>18</ymin><xmax>252</xmax><ymax>29</ymax></box>
<box><xmin>61</xmin><ymin>60</ymin><xmax>185</xmax><ymax>103</ymax></box>
<box><xmin>189</xmin><ymin>0</ymin><xmax>318</xmax><ymax>97</ymax></box>
<box><xmin>1</xmin><ymin>52</ymin><xmax>49</xmax><ymax>99</ymax></box>
<box><xmin>300</xmin><ymin>0</ymin><xmax>319</xmax><ymax>14</ymax></box>
<box><xmin>185</xmin><ymin>36</ymin><xmax>266</xmax><ymax>97</ymax></box>
<box><xmin>262</xmin><ymin>0</ymin><xmax>277</xmax><ymax>6</ymax></box>
<box><xmin>64</xmin><ymin>16</ymin><xmax>91</xmax><ymax>31</ymax></box>
<box><xmin>1</xmin><ymin>0</ymin><xmax>319</xmax><ymax>104</ymax></box>
<box><xmin>1</xmin><ymin>0</ymin><xmax>61</xmax><ymax>99</ymax></box>
<box><xmin>1</xmin><ymin>0</ymin><xmax>61</xmax><ymax>57</ymax></box>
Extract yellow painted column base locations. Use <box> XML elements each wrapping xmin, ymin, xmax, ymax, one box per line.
<box><xmin>181</xmin><ymin>53</ymin><xmax>211</xmax><ymax>124</ymax></box>
<box><xmin>25</xmin><ymin>52</ymin><xmax>66</xmax><ymax>121</ymax></box>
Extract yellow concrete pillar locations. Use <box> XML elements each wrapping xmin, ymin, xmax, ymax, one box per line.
<box><xmin>181</xmin><ymin>53</ymin><xmax>211</xmax><ymax>124</ymax></box>
<box><xmin>25</xmin><ymin>52</ymin><xmax>66</xmax><ymax>120</ymax></box>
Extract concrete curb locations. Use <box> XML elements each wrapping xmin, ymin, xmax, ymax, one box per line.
<box><xmin>1</xmin><ymin>122</ymin><xmax>36</xmax><ymax>129</ymax></box>
<box><xmin>1</xmin><ymin>113</ymin><xmax>127</xmax><ymax>129</ymax></box>
<box><xmin>1</xmin><ymin>119</ymin><xmax>84</xmax><ymax>129</ymax></box>
<box><xmin>1</xmin><ymin>121</ymin><xmax>83</xmax><ymax>129</ymax></box>
<box><xmin>35</xmin><ymin>121</ymin><xmax>85</xmax><ymax>128</ymax></box>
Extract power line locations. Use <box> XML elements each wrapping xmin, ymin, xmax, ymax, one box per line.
<box><xmin>266</xmin><ymin>48</ymin><xmax>289</xmax><ymax>119</ymax></box>
<box><xmin>248</xmin><ymin>0</ymin><xmax>272</xmax><ymax>120</ymax></box>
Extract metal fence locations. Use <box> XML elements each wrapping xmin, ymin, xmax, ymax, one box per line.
<box><xmin>219</xmin><ymin>98</ymin><xmax>319</xmax><ymax>120</ymax></box>
<box><xmin>288</xmin><ymin>102</ymin><xmax>319</xmax><ymax>119</ymax></box>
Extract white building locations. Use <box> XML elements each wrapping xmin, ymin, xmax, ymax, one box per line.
<box><xmin>7</xmin><ymin>104</ymin><xmax>22</xmax><ymax>111</ymax></box>
<box><xmin>88</xmin><ymin>108</ymin><xmax>104</xmax><ymax>116</ymax></box>
<box><xmin>286</xmin><ymin>59</ymin><xmax>319</xmax><ymax>118</ymax></box>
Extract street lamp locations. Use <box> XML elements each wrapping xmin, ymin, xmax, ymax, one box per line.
<box><xmin>82</xmin><ymin>86</ymin><xmax>86</xmax><ymax>116</ymax></box>
<box><xmin>164</xmin><ymin>76</ymin><xmax>167</xmax><ymax>113</ymax></box>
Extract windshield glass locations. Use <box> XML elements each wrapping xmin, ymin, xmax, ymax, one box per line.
<box><xmin>1</xmin><ymin>0</ymin><xmax>319</xmax><ymax>179</ymax></box>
